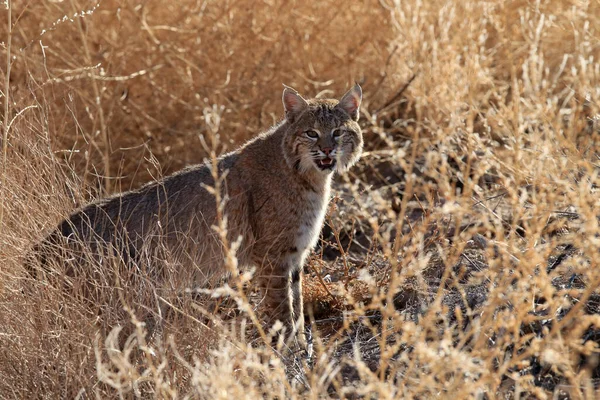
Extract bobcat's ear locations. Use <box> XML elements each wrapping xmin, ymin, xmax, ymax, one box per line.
<box><xmin>337</xmin><ymin>83</ymin><xmax>362</xmax><ymax>121</ymax></box>
<box><xmin>282</xmin><ymin>86</ymin><xmax>308</xmax><ymax>123</ymax></box>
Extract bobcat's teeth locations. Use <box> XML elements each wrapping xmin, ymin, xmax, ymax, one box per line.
<box><xmin>318</xmin><ymin>157</ymin><xmax>333</xmax><ymax>168</ymax></box>
<box><xmin>322</xmin><ymin>158</ymin><xmax>332</xmax><ymax>165</ymax></box>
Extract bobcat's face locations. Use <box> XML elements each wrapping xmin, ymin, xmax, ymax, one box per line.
<box><xmin>290</xmin><ymin>103</ymin><xmax>362</xmax><ymax>174</ymax></box>
<box><xmin>282</xmin><ymin>85</ymin><xmax>363</xmax><ymax>175</ymax></box>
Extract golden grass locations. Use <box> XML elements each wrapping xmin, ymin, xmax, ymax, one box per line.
<box><xmin>1</xmin><ymin>0</ymin><xmax>600</xmax><ymax>398</ymax></box>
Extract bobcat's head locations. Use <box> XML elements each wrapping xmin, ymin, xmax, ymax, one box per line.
<box><xmin>282</xmin><ymin>84</ymin><xmax>363</xmax><ymax>175</ymax></box>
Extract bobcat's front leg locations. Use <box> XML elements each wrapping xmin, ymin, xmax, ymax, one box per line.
<box><xmin>290</xmin><ymin>265</ymin><xmax>307</xmax><ymax>350</ymax></box>
<box><xmin>260</xmin><ymin>264</ymin><xmax>294</xmax><ymax>341</ymax></box>
<box><xmin>260</xmin><ymin>259</ymin><xmax>305</xmax><ymax>352</ymax></box>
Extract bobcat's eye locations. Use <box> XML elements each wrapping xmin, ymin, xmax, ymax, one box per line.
<box><xmin>332</xmin><ymin>129</ymin><xmax>344</xmax><ymax>140</ymax></box>
<box><xmin>304</xmin><ymin>130</ymin><xmax>319</xmax><ymax>139</ymax></box>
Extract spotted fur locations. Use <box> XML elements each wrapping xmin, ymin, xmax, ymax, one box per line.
<box><xmin>30</xmin><ymin>84</ymin><xmax>363</xmax><ymax>351</ymax></box>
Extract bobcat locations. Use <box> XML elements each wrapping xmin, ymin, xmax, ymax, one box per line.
<box><xmin>31</xmin><ymin>84</ymin><xmax>363</xmax><ymax>349</ymax></box>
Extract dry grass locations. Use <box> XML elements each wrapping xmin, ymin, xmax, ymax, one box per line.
<box><xmin>1</xmin><ymin>0</ymin><xmax>600</xmax><ymax>398</ymax></box>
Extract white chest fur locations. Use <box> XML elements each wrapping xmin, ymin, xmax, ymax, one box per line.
<box><xmin>295</xmin><ymin>185</ymin><xmax>330</xmax><ymax>253</ymax></box>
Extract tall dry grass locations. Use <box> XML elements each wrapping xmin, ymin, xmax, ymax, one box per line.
<box><xmin>1</xmin><ymin>0</ymin><xmax>600</xmax><ymax>398</ymax></box>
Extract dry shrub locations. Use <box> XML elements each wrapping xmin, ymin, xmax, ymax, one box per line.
<box><xmin>1</xmin><ymin>0</ymin><xmax>600</xmax><ymax>398</ymax></box>
<box><xmin>7</xmin><ymin>0</ymin><xmax>394</xmax><ymax>193</ymax></box>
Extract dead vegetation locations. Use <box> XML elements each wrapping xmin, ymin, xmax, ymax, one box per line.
<box><xmin>1</xmin><ymin>0</ymin><xmax>600</xmax><ymax>398</ymax></box>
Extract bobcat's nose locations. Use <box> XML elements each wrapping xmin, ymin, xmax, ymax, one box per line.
<box><xmin>321</xmin><ymin>147</ymin><xmax>334</xmax><ymax>156</ymax></box>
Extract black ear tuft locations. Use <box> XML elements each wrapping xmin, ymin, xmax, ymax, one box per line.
<box><xmin>282</xmin><ymin>85</ymin><xmax>309</xmax><ymax>123</ymax></box>
<box><xmin>337</xmin><ymin>83</ymin><xmax>362</xmax><ymax>121</ymax></box>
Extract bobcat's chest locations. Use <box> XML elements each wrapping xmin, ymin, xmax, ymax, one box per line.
<box><xmin>294</xmin><ymin>189</ymin><xmax>330</xmax><ymax>253</ymax></box>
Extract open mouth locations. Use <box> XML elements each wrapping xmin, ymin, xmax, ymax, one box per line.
<box><xmin>316</xmin><ymin>157</ymin><xmax>336</xmax><ymax>170</ymax></box>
